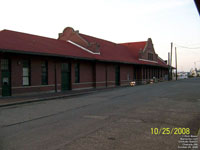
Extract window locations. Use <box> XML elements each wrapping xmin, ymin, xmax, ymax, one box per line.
<box><xmin>133</xmin><ymin>67</ymin><xmax>137</xmax><ymax>80</ymax></box>
<box><xmin>127</xmin><ymin>73</ymin><xmax>130</xmax><ymax>81</ymax></box>
<box><xmin>75</xmin><ymin>63</ymin><xmax>80</xmax><ymax>83</ymax></box>
<box><xmin>41</xmin><ymin>61</ymin><xmax>48</xmax><ymax>85</ymax></box>
<box><xmin>23</xmin><ymin>60</ymin><xmax>30</xmax><ymax>86</ymax></box>
<box><xmin>148</xmin><ymin>53</ymin><xmax>153</xmax><ymax>61</ymax></box>
<box><xmin>1</xmin><ymin>59</ymin><xmax>9</xmax><ymax>71</ymax></box>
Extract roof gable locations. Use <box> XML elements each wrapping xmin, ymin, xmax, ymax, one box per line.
<box><xmin>58</xmin><ymin>27</ymin><xmax>100</xmax><ymax>54</ymax></box>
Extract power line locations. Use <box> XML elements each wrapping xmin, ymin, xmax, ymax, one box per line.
<box><xmin>174</xmin><ymin>43</ymin><xmax>200</xmax><ymax>49</ymax></box>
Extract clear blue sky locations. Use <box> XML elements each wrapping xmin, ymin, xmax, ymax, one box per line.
<box><xmin>1</xmin><ymin>0</ymin><xmax>200</xmax><ymax>72</ymax></box>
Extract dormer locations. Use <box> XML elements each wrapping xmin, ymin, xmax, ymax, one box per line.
<box><xmin>139</xmin><ymin>38</ymin><xmax>158</xmax><ymax>62</ymax></box>
<box><xmin>58</xmin><ymin>27</ymin><xmax>100</xmax><ymax>54</ymax></box>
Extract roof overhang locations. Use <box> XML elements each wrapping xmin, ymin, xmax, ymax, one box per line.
<box><xmin>0</xmin><ymin>49</ymin><xmax>95</xmax><ymax>61</ymax></box>
<box><xmin>0</xmin><ymin>49</ymin><xmax>168</xmax><ymax>68</ymax></box>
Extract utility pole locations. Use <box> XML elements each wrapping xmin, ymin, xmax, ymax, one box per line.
<box><xmin>168</xmin><ymin>52</ymin><xmax>171</xmax><ymax>81</ymax></box>
<box><xmin>170</xmin><ymin>42</ymin><xmax>173</xmax><ymax>80</ymax></box>
<box><xmin>194</xmin><ymin>62</ymin><xmax>196</xmax><ymax>70</ymax></box>
<box><xmin>175</xmin><ymin>47</ymin><xmax>177</xmax><ymax>80</ymax></box>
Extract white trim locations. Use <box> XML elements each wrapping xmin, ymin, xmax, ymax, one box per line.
<box><xmin>107</xmin><ymin>81</ymin><xmax>115</xmax><ymax>83</ymax></box>
<box><xmin>121</xmin><ymin>80</ymin><xmax>130</xmax><ymax>82</ymax></box>
<box><xmin>139</xmin><ymin>59</ymin><xmax>158</xmax><ymax>63</ymax></box>
<box><xmin>107</xmin><ymin>85</ymin><xmax>115</xmax><ymax>87</ymax></box>
<box><xmin>96</xmin><ymin>81</ymin><xmax>106</xmax><ymax>84</ymax></box>
<box><xmin>67</xmin><ymin>40</ymin><xmax>100</xmax><ymax>55</ymax></box>
<box><xmin>96</xmin><ymin>86</ymin><xmax>106</xmax><ymax>89</ymax></box>
<box><xmin>72</xmin><ymin>87</ymin><xmax>94</xmax><ymax>91</ymax></box>
<box><xmin>73</xmin><ymin>82</ymin><xmax>93</xmax><ymax>85</ymax></box>
<box><xmin>73</xmin><ymin>81</ymin><xmax>114</xmax><ymax>85</ymax></box>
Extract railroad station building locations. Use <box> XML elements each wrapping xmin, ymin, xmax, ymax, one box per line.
<box><xmin>0</xmin><ymin>27</ymin><xmax>169</xmax><ymax>96</ymax></box>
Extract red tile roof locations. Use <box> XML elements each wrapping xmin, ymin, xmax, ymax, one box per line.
<box><xmin>0</xmin><ymin>29</ymin><xmax>168</xmax><ymax>68</ymax></box>
<box><xmin>120</xmin><ymin>41</ymin><xmax>147</xmax><ymax>59</ymax></box>
<box><xmin>0</xmin><ymin>30</ymin><xmax>95</xmax><ymax>60</ymax></box>
<box><xmin>79</xmin><ymin>33</ymin><xmax>139</xmax><ymax>64</ymax></box>
<box><xmin>120</xmin><ymin>41</ymin><xmax>168</xmax><ymax>67</ymax></box>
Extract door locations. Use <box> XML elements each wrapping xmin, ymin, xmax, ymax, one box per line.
<box><xmin>1</xmin><ymin>59</ymin><xmax>11</xmax><ymax>96</ymax></box>
<box><xmin>61</xmin><ymin>63</ymin><xmax>71</xmax><ymax>91</ymax></box>
<box><xmin>133</xmin><ymin>66</ymin><xmax>137</xmax><ymax>81</ymax></box>
<box><xmin>115</xmin><ymin>65</ymin><xmax>120</xmax><ymax>86</ymax></box>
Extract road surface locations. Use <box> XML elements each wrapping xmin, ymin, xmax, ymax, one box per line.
<box><xmin>0</xmin><ymin>78</ymin><xmax>200</xmax><ymax>150</ymax></box>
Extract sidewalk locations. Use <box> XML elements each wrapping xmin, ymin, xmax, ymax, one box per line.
<box><xmin>0</xmin><ymin>86</ymin><xmax>131</xmax><ymax>107</ymax></box>
<box><xmin>0</xmin><ymin>88</ymin><xmax>99</xmax><ymax>107</ymax></box>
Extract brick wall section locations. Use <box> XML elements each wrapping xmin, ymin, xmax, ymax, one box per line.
<box><xmin>80</xmin><ymin>62</ymin><xmax>93</xmax><ymax>83</ymax></box>
<box><xmin>136</xmin><ymin>67</ymin><xmax>142</xmax><ymax>81</ymax></box>
<box><xmin>11</xmin><ymin>56</ymin><xmax>22</xmax><ymax>87</ymax></box>
<box><xmin>107</xmin><ymin>64</ymin><xmax>115</xmax><ymax>87</ymax></box>
<box><xmin>120</xmin><ymin>64</ymin><xmax>133</xmax><ymax>86</ymax></box>
<box><xmin>0</xmin><ymin>55</ymin><xmax>1</xmax><ymax>95</ymax></box>
<box><xmin>95</xmin><ymin>62</ymin><xmax>106</xmax><ymax>88</ymax></box>
<box><xmin>0</xmin><ymin>53</ymin><xmax>169</xmax><ymax>96</ymax></box>
<box><xmin>10</xmin><ymin>55</ymin><xmax>58</xmax><ymax>95</ymax></box>
<box><xmin>72</xmin><ymin>61</ymin><xmax>94</xmax><ymax>90</ymax></box>
<box><xmin>31</xmin><ymin>58</ymin><xmax>41</xmax><ymax>85</ymax></box>
<box><xmin>48</xmin><ymin>60</ymin><xmax>56</xmax><ymax>87</ymax></box>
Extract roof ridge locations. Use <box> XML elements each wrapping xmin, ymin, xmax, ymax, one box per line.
<box><xmin>79</xmin><ymin>33</ymin><xmax>117</xmax><ymax>45</ymax></box>
<box><xmin>119</xmin><ymin>41</ymin><xmax>147</xmax><ymax>45</ymax></box>
<box><xmin>0</xmin><ymin>29</ymin><xmax>6</xmax><ymax>33</ymax></box>
<box><xmin>158</xmin><ymin>56</ymin><xmax>167</xmax><ymax>64</ymax></box>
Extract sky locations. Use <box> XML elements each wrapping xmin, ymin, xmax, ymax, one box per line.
<box><xmin>0</xmin><ymin>0</ymin><xmax>200</xmax><ymax>72</ymax></box>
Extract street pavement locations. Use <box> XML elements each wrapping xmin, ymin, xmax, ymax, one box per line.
<box><xmin>0</xmin><ymin>78</ymin><xmax>200</xmax><ymax>150</ymax></box>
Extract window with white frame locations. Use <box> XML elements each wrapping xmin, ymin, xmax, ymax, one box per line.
<box><xmin>22</xmin><ymin>60</ymin><xmax>30</xmax><ymax>86</ymax></box>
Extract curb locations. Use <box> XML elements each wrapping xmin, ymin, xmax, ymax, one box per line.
<box><xmin>0</xmin><ymin>84</ymin><xmax>149</xmax><ymax>108</ymax></box>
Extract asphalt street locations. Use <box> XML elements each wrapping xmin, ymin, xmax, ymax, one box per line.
<box><xmin>0</xmin><ymin>78</ymin><xmax>200</xmax><ymax>150</ymax></box>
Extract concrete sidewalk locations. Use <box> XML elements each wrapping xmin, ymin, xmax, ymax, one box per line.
<box><xmin>0</xmin><ymin>81</ymin><xmax>169</xmax><ymax>108</ymax></box>
<box><xmin>0</xmin><ymin>88</ymin><xmax>99</xmax><ymax>107</ymax></box>
<box><xmin>0</xmin><ymin>86</ymin><xmax>130</xmax><ymax>107</ymax></box>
